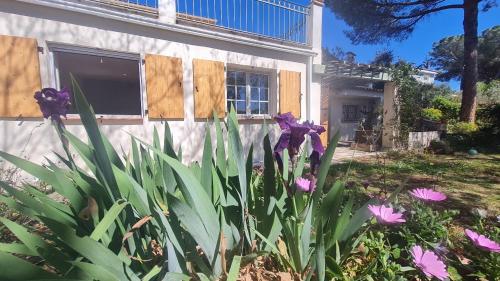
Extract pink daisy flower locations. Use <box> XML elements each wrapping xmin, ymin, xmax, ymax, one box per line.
<box><xmin>409</xmin><ymin>188</ymin><xmax>447</xmax><ymax>202</ymax></box>
<box><xmin>411</xmin><ymin>245</ymin><xmax>448</xmax><ymax>281</ymax></box>
<box><xmin>465</xmin><ymin>229</ymin><xmax>500</xmax><ymax>253</ymax></box>
<box><xmin>368</xmin><ymin>205</ymin><xmax>406</xmax><ymax>225</ymax></box>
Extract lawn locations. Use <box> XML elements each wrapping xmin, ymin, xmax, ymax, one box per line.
<box><xmin>327</xmin><ymin>151</ymin><xmax>500</xmax><ymax>217</ymax></box>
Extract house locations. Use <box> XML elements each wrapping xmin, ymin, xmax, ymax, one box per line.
<box><xmin>320</xmin><ymin>60</ymin><xmax>437</xmax><ymax>147</ymax></box>
<box><xmin>0</xmin><ymin>0</ymin><xmax>324</xmax><ymax>166</ymax></box>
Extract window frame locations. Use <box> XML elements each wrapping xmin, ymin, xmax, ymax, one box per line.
<box><xmin>225</xmin><ymin>68</ymin><xmax>274</xmax><ymax>118</ymax></box>
<box><xmin>48</xmin><ymin>43</ymin><xmax>145</xmax><ymax>120</ymax></box>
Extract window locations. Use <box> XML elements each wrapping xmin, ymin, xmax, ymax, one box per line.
<box><xmin>226</xmin><ymin>70</ymin><xmax>269</xmax><ymax>116</ymax></box>
<box><xmin>342</xmin><ymin>104</ymin><xmax>359</xmax><ymax>122</ymax></box>
<box><xmin>54</xmin><ymin>50</ymin><xmax>142</xmax><ymax>116</ymax></box>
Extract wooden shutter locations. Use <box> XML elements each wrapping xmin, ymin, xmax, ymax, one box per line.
<box><xmin>193</xmin><ymin>59</ymin><xmax>225</xmax><ymax>118</ymax></box>
<box><xmin>145</xmin><ymin>54</ymin><xmax>184</xmax><ymax>119</ymax></box>
<box><xmin>279</xmin><ymin>70</ymin><xmax>301</xmax><ymax>118</ymax></box>
<box><xmin>0</xmin><ymin>35</ymin><xmax>42</xmax><ymax>118</ymax></box>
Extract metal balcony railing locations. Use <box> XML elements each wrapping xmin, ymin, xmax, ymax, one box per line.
<box><xmin>175</xmin><ymin>0</ymin><xmax>311</xmax><ymax>45</ymax></box>
<box><xmin>116</xmin><ymin>0</ymin><xmax>158</xmax><ymax>8</ymax></box>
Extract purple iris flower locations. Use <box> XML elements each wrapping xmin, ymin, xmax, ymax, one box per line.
<box><xmin>34</xmin><ymin>88</ymin><xmax>71</xmax><ymax>123</ymax></box>
<box><xmin>273</xmin><ymin>113</ymin><xmax>326</xmax><ymax>175</ymax></box>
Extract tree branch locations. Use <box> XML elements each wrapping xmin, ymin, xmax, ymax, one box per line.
<box><xmin>391</xmin><ymin>4</ymin><xmax>464</xmax><ymax>19</ymax></box>
<box><xmin>375</xmin><ymin>0</ymin><xmax>444</xmax><ymax>7</ymax></box>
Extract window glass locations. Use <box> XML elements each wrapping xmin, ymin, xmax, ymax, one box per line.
<box><xmin>227</xmin><ymin>70</ymin><xmax>270</xmax><ymax>115</ymax></box>
<box><xmin>342</xmin><ymin>104</ymin><xmax>359</xmax><ymax>122</ymax></box>
<box><xmin>55</xmin><ymin>51</ymin><xmax>141</xmax><ymax>115</ymax></box>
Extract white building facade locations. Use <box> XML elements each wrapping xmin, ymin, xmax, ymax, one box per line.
<box><xmin>0</xmin><ymin>0</ymin><xmax>324</xmax><ymax>166</ymax></box>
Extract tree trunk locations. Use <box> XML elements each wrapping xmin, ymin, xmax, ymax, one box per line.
<box><xmin>460</xmin><ymin>0</ymin><xmax>478</xmax><ymax>122</ymax></box>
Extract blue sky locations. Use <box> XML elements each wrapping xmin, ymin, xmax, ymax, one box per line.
<box><xmin>321</xmin><ymin>3</ymin><xmax>500</xmax><ymax>89</ymax></box>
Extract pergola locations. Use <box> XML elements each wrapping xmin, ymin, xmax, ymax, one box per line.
<box><xmin>320</xmin><ymin>60</ymin><xmax>398</xmax><ymax>148</ymax></box>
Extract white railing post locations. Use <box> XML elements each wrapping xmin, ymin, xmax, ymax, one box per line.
<box><xmin>158</xmin><ymin>0</ymin><xmax>177</xmax><ymax>24</ymax></box>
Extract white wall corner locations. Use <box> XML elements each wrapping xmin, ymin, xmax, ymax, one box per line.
<box><xmin>310</xmin><ymin>0</ymin><xmax>324</xmax><ymax>64</ymax></box>
<box><xmin>158</xmin><ymin>0</ymin><xmax>177</xmax><ymax>24</ymax></box>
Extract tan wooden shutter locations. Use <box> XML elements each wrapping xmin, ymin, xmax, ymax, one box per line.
<box><xmin>145</xmin><ymin>54</ymin><xmax>184</xmax><ymax>119</ymax></box>
<box><xmin>0</xmin><ymin>35</ymin><xmax>42</xmax><ymax>118</ymax></box>
<box><xmin>279</xmin><ymin>70</ymin><xmax>301</xmax><ymax>118</ymax></box>
<box><xmin>193</xmin><ymin>59</ymin><xmax>225</xmax><ymax>118</ymax></box>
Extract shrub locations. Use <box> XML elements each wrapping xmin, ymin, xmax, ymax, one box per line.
<box><xmin>431</xmin><ymin>96</ymin><xmax>460</xmax><ymax>121</ymax></box>
<box><xmin>421</xmin><ymin>108</ymin><xmax>443</xmax><ymax>121</ymax></box>
<box><xmin>448</xmin><ymin>122</ymin><xmax>479</xmax><ymax>135</ymax></box>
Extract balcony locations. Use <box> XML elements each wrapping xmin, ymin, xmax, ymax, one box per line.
<box><xmin>81</xmin><ymin>0</ymin><xmax>159</xmax><ymax>16</ymax></box>
<box><xmin>175</xmin><ymin>0</ymin><xmax>311</xmax><ymax>45</ymax></box>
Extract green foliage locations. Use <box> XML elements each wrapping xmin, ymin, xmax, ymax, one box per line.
<box><xmin>429</xmin><ymin>26</ymin><xmax>500</xmax><ymax>82</ymax></box>
<box><xmin>0</xmin><ymin>79</ymin><xmax>377</xmax><ymax>280</ymax></box>
<box><xmin>421</xmin><ymin>108</ymin><xmax>443</xmax><ymax>121</ymax></box>
<box><xmin>345</xmin><ymin>231</ymin><xmax>412</xmax><ymax>281</ymax></box>
<box><xmin>477</xmin><ymin>80</ymin><xmax>500</xmax><ymax>104</ymax></box>
<box><xmin>448</xmin><ymin>122</ymin><xmax>479</xmax><ymax>135</ymax></box>
<box><xmin>431</xmin><ymin>96</ymin><xmax>461</xmax><ymax>121</ymax></box>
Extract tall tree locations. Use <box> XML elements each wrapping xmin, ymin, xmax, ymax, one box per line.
<box><xmin>326</xmin><ymin>0</ymin><xmax>497</xmax><ymax>122</ymax></box>
<box><xmin>428</xmin><ymin>26</ymin><xmax>500</xmax><ymax>82</ymax></box>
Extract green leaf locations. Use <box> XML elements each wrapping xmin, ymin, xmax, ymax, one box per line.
<box><xmin>0</xmin><ymin>242</ymin><xmax>37</xmax><ymax>256</ymax></box>
<box><xmin>39</xmin><ymin>216</ymin><xmax>138</xmax><ymax>281</ymax></box>
<box><xmin>90</xmin><ymin>199</ymin><xmax>128</xmax><ymax>241</ymax></box>
<box><xmin>227</xmin><ymin>256</ymin><xmax>241</xmax><ymax>281</ymax></box>
<box><xmin>0</xmin><ymin>217</ymin><xmax>71</xmax><ymax>273</ymax></box>
<box><xmin>316</xmin><ymin>224</ymin><xmax>325</xmax><ymax>281</ymax></box>
<box><xmin>71</xmin><ymin>261</ymin><xmax>120</xmax><ymax>281</ymax></box>
<box><xmin>142</xmin><ymin>265</ymin><xmax>161</xmax><ymax>281</ymax></box>
<box><xmin>214</xmin><ymin>112</ymin><xmax>227</xmax><ymax>177</ymax></box>
<box><xmin>168</xmin><ymin>195</ymin><xmax>218</xmax><ymax>264</ymax></box>
<box><xmin>0</xmin><ymin>251</ymin><xmax>61</xmax><ymax>280</ymax></box>
<box><xmin>0</xmin><ymin>151</ymin><xmax>83</xmax><ymax>210</ymax></box>
<box><xmin>71</xmin><ymin>74</ymin><xmax>119</xmax><ymax>200</ymax></box>
<box><xmin>161</xmin><ymin>273</ymin><xmax>191</xmax><ymax>281</ymax></box>
<box><xmin>201</xmin><ymin>128</ymin><xmax>213</xmax><ymax>198</ymax></box>
<box><xmin>227</xmin><ymin>106</ymin><xmax>247</xmax><ymax>203</ymax></box>
<box><xmin>262</xmin><ymin>130</ymin><xmax>276</xmax><ymax>198</ymax></box>
<box><xmin>313</xmin><ymin>130</ymin><xmax>340</xmax><ymax>206</ymax></box>
<box><xmin>300</xmin><ymin>203</ymin><xmax>313</xmax><ymax>268</ymax></box>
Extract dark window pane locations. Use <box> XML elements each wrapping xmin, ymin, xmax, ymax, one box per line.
<box><xmin>250</xmin><ymin>73</ymin><xmax>268</xmax><ymax>88</ymax></box>
<box><xmin>259</xmin><ymin>75</ymin><xmax>269</xmax><ymax>87</ymax></box>
<box><xmin>260</xmin><ymin>102</ymin><xmax>269</xmax><ymax>114</ymax></box>
<box><xmin>237</xmin><ymin>86</ymin><xmax>246</xmax><ymax>100</ymax></box>
<box><xmin>249</xmin><ymin>74</ymin><xmax>258</xmax><ymax>87</ymax></box>
<box><xmin>236</xmin><ymin>101</ymin><xmax>246</xmax><ymax>114</ymax></box>
<box><xmin>56</xmin><ymin>51</ymin><xmax>141</xmax><ymax>115</ymax></box>
<box><xmin>235</xmin><ymin>72</ymin><xmax>246</xmax><ymax>85</ymax></box>
<box><xmin>260</xmin><ymin>89</ymin><xmax>268</xmax><ymax>101</ymax></box>
<box><xmin>227</xmin><ymin>86</ymin><xmax>235</xmax><ymax>99</ymax></box>
<box><xmin>227</xmin><ymin>71</ymin><xmax>236</xmax><ymax>85</ymax></box>
<box><xmin>250</xmin><ymin>87</ymin><xmax>259</xmax><ymax>100</ymax></box>
<box><xmin>250</xmin><ymin>102</ymin><xmax>259</xmax><ymax>114</ymax></box>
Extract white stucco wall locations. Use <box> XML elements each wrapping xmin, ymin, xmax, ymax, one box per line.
<box><xmin>0</xmin><ymin>0</ymin><xmax>318</xmax><ymax>169</ymax></box>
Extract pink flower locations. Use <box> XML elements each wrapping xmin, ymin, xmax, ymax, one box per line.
<box><xmin>295</xmin><ymin>177</ymin><xmax>315</xmax><ymax>193</ymax></box>
<box><xmin>368</xmin><ymin>205</ymin><xmax>406</xmax><ymax>225</ymax></box>
<box><xmin>411</xmin><ymin>245</ymin><xmax>448</xmax><ymax>281</ymax></box>
<box><xmin>465</xmin><ymin>229</ymin><xmax>500</xmax><ymax>253</ymax></box>
<box><xmin>409</xmin><ymin>188</ymin><xmax>447</xmax><ymax>202</ymax></box>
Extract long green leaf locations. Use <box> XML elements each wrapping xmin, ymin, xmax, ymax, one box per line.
<box><xmin>90</xmin><ymin>200</ymin><xmax>128</xmax><ymax>241</ymax></box>
<box><xmin>227</xmin><ymin>256</ymin><xmax>241</xmax><ymax>281</ymax></box>
<box><xmin>201</xmin><ymin>128</ymin><xmax>213</xmax><ymax>197</ymax></box>
<box><xmin>0</xmin><ymin>251</ymin><xmax>61</xmax><ymax>280</ymax></box>
<box><xmin>71</xmin><ymin>74</ymin><xmax>119</xmax><ymax>200</ymax></box>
